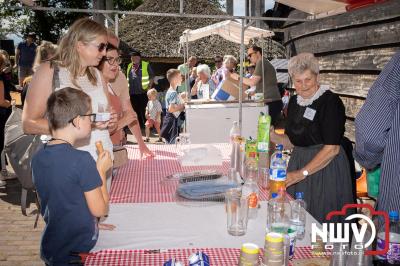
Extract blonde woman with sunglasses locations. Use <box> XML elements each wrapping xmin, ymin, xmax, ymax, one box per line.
<box><xmin>23</xmin><ymin>18</ymin><xmax>117</xmax><ymax>177</ymax></box>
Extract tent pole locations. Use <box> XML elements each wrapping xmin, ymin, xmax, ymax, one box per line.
<box><xmin>262</xmin><ymin>40</ymin><xmax>265</xmax><ymax>102</ymax></box>
<box><xmin>185</xmin><ymin>34</ymin><xmax>190</xmax><ymax>99</ymax></box>
<box><xmin>115</xmin><ymin>13</ymin><xmax>118</xmax><ymax>37</ymax></box>
<box><xmin>184</xmin><ymin>34</ymin><xmax>190</xmax><ymax>133</ymax></box>
<box><xmin>239</xmin><ymin>18</ymin><xmax>245</xmax><ymax>135</ymax></box>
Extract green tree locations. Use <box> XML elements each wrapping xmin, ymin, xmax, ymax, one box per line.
<box><xmin>29</xmin><ymin>0</ymin><xmax>91</xmax><ymax>43</ymax></box>
<box><xmin>113</xmin><ymin>0</ymin><xmax>143</xmax><ymax>11</ymax></box>
<box><xmin>0</xmin><ymin>0</ymin><xmax>31</xmax><ymax>38</ymax></box>
<box><xmin>0</xmin><ymin>0</ymin><xmax>224</xmax><ymax>43</ymax></box>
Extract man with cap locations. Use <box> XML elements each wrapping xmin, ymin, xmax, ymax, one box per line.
<box><xmin>14</xmin><ymin>32</ymin><xmax>37</xmax><ymax>87</ymax></box>
<box><xmin>127</xmin><ymin>50</ymin><xmax>155</xmax><ymax>128</ymax></box>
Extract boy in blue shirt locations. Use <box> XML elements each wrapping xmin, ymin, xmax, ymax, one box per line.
<box><xmin>160</xmin><ymin>69</ymin><xmax>185</xmax><ymax>144</ymax></box>
<box><xmin>32</xmin><ymin>87</ymin><xmax>112</xmax><ymax>266</ymax></box>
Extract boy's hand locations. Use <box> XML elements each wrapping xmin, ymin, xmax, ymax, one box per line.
<box><xmin>96</xmin><ymin>151</ymin><xmax>112</xmax><ymax>175</ymax></box>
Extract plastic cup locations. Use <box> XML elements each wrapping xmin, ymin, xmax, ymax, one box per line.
<box><xmin>175</xmin><ymin>133</ymin><xmax>191</xmax><ymax>157</ymax></box>
<box><xmin>97</xmin><ymin>103</ymin><xmax>111</xmax><ymax>122</ymax></box>
<box><xmin>225</xmin><ymin>188</ymin><xmax>248</xmax><ymax>236</ymax></box>
<box><xmin>258</xmin><ymin>167</ymin><xmax>269</xmax><ymax>189</ymax></box>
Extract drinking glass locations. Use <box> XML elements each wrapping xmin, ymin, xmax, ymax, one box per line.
<box><xmin>175</xmin><ymin>133</ymin><xmax>191</xmax><ymax>156</ymax></box>
<box><xmin>225</xmin><ymin>188</ymin><xmax>249</xmax><ymax>236</ymax></box>
<box><xmin>96</xmin><ymin>103</ymin><xmax>111</xmax><ymax>121</ymax></box>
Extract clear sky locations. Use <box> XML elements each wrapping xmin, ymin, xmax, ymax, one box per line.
<box><xmin>234</xmin><ymin>0</ymin><xmax>276</xmax><ymax>15</ymax></box>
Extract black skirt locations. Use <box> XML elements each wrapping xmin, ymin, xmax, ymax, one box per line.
<box><xmin>286</xmin><ymin>144</ymin><xmax>356</xmax><ymax>224</ymax></box>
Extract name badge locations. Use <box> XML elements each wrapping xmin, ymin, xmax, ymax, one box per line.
<box><xmin>303</xmin><ymin>107</ymin><xmax>316</xmax><ymax>121</ymax></box>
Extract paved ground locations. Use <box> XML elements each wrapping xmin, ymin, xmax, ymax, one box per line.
<box><xmin>0</xmin><ymin>178</ymin><xmax>43</xmax><ymax>266</ymax></box>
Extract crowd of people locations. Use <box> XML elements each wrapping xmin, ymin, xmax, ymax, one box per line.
<box><xmin>0</xmin><ymin>16</ymin><xmax>399</xmax><ymax>265</ymax></box>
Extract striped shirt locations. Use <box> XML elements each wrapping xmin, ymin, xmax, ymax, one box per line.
<box><xmin>354</xmin><ymin>51</ymin><xmax>400</xmax><ymax>214</ymax></box>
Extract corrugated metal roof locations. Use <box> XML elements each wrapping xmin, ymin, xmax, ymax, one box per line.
<box><xmin>270</xmin><ymin>59</ymin><xmax>288</xmax><ymax>70</ymax></box>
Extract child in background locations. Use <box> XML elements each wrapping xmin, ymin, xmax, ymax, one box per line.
<box><xmin>32</xmin><ymin>87</ymin><xmax>113</xmax><ymax>265</ymax></box>
<box><xmin>145</xmin><ymin>88</ymin><xmax>163</xmax><ymax>143</ymax></box>
<box><xmin>160</xmin><ymin>69</ymin><xmax>185</xmax><ymax>144</ymax></box>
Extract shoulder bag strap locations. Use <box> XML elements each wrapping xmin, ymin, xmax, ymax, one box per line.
<box><xmin>51</xmin><ymin>62</ymin><xmax>60</xmax><ymax>91</ymax></box>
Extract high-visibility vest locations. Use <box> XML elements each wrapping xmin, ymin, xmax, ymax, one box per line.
<box><xmin>127</xmin><ymin>60</ymin><xmax>150</xmax><ymax>90</ymax></box>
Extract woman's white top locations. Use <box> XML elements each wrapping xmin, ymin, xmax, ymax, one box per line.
<box><xmin>54</xmin><ymin>66</ymin><xmax>113</xmax><ymax>160</ymax></box>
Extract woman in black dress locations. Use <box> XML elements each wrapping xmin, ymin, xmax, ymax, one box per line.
<box><xmin>270</xmin><ymin>53</ymin><xmax>355</xmax><ymax>223</ymax></box>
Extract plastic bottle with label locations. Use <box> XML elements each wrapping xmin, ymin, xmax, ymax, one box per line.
<box><xmin>242</xmin><ymin>158</ymin><xmax>259</xmax><ymax>220</ymax></box>
<box><xmin>376</xmin><ymin>211</ymin><xmax>400</xmax><ymax>264</ymax></box>
<box><xmin>257</xmin><ymin>111</ymin><xmax>271</xmax><ymax>153</ymax></box>
<box><xmin>290</xmin><ymin>192</ymin><xmax>306</xmax><ymax>240</ymax></box>
<box><xmin>269</xmin><ymin>145</ymin><xmax>287</xmax><ymax>195</ymax></box>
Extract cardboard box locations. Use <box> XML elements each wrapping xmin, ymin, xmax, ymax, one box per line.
<box><xmin>212</xmin><ymin>77</ymin><xmax>248</xmax><ymax>101</ymax></box>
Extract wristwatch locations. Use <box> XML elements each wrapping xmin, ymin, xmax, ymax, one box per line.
<box><xmin>302</xmin><ymin>169</ymin><xmax>309</xmax><ymax>178</ymax></box>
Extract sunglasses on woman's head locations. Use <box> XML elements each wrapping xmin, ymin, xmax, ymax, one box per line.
<box><xmin>88</xmin><ymin>42</ymin><xmax>108</xmax><ymax>52</ymax></box>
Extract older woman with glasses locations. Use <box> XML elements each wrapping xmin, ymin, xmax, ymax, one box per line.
<box><xmin>106</xmin><ymin>32</ymin><xmax>154</xmax><ymax>157</ymax></box>
<box><xmin>23</xmin><ymin>18</ymin><xmax>117</xmax><ymax>184</ymax></box>
<box><xmin>98</xmin><ymin>44</ymin><xmax>127</xmax><ymax>145</ymax></box>
<box><xmin>270</xmin><ymin>53</ymin><xmax>355</xmax><ymax>224</ymax></box>
<box><xmin>98</xmin><ymin>44</ymin><xmax>152</xmax><ymax>155</ymax></box>
<box><xmin>191</xmin><ymin>64</ymin><xmax>216</xmax><ymax>100</ymax></box>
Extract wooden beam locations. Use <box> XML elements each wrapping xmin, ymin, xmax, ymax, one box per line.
<box><xmin>318</xmin><ymin>47</ymin><xmax>399</xmax><ymax>71</ymax></box>
<box><xmin>345</xmin><ymin>120</ymin><xmax>355</xmax><ymax>143</ymax></box>
<box><xmin>319</xmin><ymin>73</ymin><xmax>378</xmax><ymax>98</ymax></box>
<box><xmin>284</xmin><ymin>0</ymin><xmax>400</xmax><ymax>42</ymax></box>
<box><xmin>340</xmin><ymin>96</ymin><xmax>365</xmax><ymax>120</ymax></box>
<box><xmin>285</xmin><ymin>20</ymin><xmax>400</xmax><ymax>54</ymax></box>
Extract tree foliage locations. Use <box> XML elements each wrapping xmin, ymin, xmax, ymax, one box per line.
<box><xmin>0</xmin><ymin>0</ymin><xmax>224</xmax><ymax>43</ymax></box>
<box><xmin>0</xmin><ymin>0</ymin><xmax>31</xmax><ymax>38</ymax></box>
<box><xmin>113</xmin><ymin>0</ymin><xmax>143</xmax><ymax>11</ymax></box>
<box><xmin>31</xmin><ymin>0</ymin><xmax>91</xmax><ymax>43</ymax></box>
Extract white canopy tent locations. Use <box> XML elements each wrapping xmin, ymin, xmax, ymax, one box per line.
<box><xmin>179</xmin><ymin>20</ymin><xmax>275</xmax><ymax>134</ymax></box>
<box><xmin>276</xmin><ymin>0</ymin><xmax>347</xmax><ymax>16</ymax></box>
<box><xmin>275</xmin><ymin>0</ymin><xmax>383</xmax><ymax>19</ymax></box>
<box><xmin>179</xmin><ymin>20</ymin><xmax>274</xmax><ymax>45</ymax></box>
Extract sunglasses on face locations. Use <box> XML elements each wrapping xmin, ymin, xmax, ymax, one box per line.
<box><xmin>215</xmin><ymin>60</ymin><xmax>222</xmax><ymax>63</ymax></box>
<box><xmin>247</xmin><ymin>52</ymin><xmax>255</xmax><ymax>59</ymax></box>
<box><xmin>88</xmin><ymin>42</ymin><xmax>108</xmax><ymax>52</ymax></box>
<box><xmin>105</xmin><ymin>56</ymin><xmax>122</xmax><ymax>65</ymax></box>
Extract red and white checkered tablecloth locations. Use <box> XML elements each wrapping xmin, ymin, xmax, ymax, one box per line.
<box><xmin>110</xmin><ymin>144</ymin><xmax>269</xmax><ymax>203</ymax></box>
<box><xmin>85</xmin><ymin>247</ymin><xmax>327</xmax><ymax>266</ymax></box>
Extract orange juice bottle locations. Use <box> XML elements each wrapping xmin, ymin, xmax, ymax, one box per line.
<box><xmin>269</xmin><ymin>145</ymin><xmax>287</xmax><ymax>195</ymax></box>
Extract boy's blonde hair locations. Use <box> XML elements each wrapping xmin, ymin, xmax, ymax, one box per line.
<box><xmin>147</xmin><ymin>88</ymin><xmax>157</xmax><ymax>97</ymax></box>
<box><xmin>56</xmin><ymin>18</ymin><xmax>108</xmax><ymax>88</ymax></box>
<box><xmin>166</xmin><ymin>68</ymin><xmax>180</xmax><ymax>83</ymax></box>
